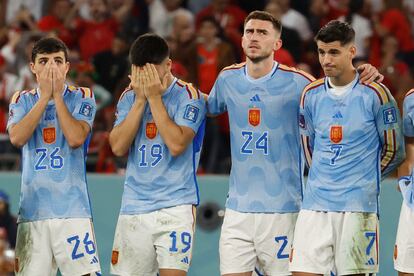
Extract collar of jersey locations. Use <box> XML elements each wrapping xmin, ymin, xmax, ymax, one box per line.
<box><xmin>35</xmin><ymin>84</ymin><xmax>68</xmax><ymax>104</ymax></box>
<box><xmin>324</xmin><ymin>72</ymin><xmax>359</xmax><ymax>99</ymax></box>
<box><xmin>244</xmin><ymin>61</ymin><xmax>278</xmax><ymax>83</ymax></box>
<box><xmin>163</xmin><ymin>77</ymin><xmax>178</xmax><ymax>97</ymax></box>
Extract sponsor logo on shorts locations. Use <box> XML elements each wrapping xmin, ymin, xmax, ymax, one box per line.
<box><xmin>181</xmin><ymin>256</ymin><xmax>189</xmax><ymax>265</ymax></box>
<box><xmin>394</xmin><ymin>244</ymin><xmax>398</xmax><ymax>260</ymax></box>
<box><xmin>111</xmin><ymin>250</ymin><xmax>119</xmax><ymax>265</ymax></box>
<box><xmin>14</xmin><ymin>257</ymin><xmax>19</xmax><ymax>272</ymax></box>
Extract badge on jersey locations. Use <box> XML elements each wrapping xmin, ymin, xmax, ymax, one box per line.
<box><xmin>79</xmin><ymin>102</ymin><xmax>93</xmax><ymax>118</ymax></box>
<box><xmin>146</xmin><ymin>122</ymin><xmax>157</xmax><ymax>139</ymax></box>
<box><xmin>383</xmin><ymin>107</ymin><xmax>397</xmax><ymax>124</ymax></box>
<box><xmin>43</xmin><ymin>127</ymin><xmax>56</xmax><ymax>144</ymax></box>
<box><xmin>330</xmin><ymin>125</ymin><xmax>342</xmax><ymax>143</ymax></box>
<box><xmin>183</xmin><ymin>105</ymin><xmax>199</xmax><ymax>122</ymax></box>
<box><xmin>111</xmin><ymin>250</ymin><xmax>119</xmax><ymax>265</ymax></box>
<box><xmin>248</xmin><ymin>108</ymin><xmax>261</xmax><ymax>127</ymax></box>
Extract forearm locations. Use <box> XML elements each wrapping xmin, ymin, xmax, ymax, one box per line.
<box><xmin>9</xmin><ymin>97</ymin><xmax>49</xmax><ymax>147</ymax></box>
<box><xmin>148</xmin><ymin>96</ymin><xmax>187</xmax><ymax>156</ymax></box>
<box><xmin>398</xmin><ymin>137</ymin><xmax>414</xmax><ymax>177</ymax></box>
<box><xmin>54</xmin><ymin>96</ymin><xmax>89</xmax><ymax>148</ymax></box>
<box><xmin>109</xmin><ymin>98</ymin><xmax>146</xmax><ymax>156</ymax></box>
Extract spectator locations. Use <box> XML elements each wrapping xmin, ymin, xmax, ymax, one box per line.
<box><xmin>37</xmin><ymin>0</ymin><xmax>76</xmax><ymax>48</ymax></box>
<box><xmin>0</xmin><ymin>190</ymin><xmax>16</xmax><ymax>249</ymax></box>
<box><xmin>92</xmin><ymin>33</ymin><xmax>129</xmax><ymax>93</ymax></box>
<box><xmin>68</xmin><ymin>0</ymin><xmax>133</xmax><ymax>61</ymax></box>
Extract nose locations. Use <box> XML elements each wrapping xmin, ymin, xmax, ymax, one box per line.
<box><xmin>321</xmin><ymin>54</ymin><xmax>332</xmax><ymax>66</ymax></box>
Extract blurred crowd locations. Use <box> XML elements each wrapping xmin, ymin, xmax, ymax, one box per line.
<box><xmin>1</xmin><ymin>0</ymin><xmax>414</xmax><ymax>174</ymax></box>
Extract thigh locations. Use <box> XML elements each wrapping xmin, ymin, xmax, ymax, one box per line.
<box><xmin>289</xmin><ymin>210</ymin><xmax>334</xmax><ymax>275</ymax></box>
<box><xmin>255</xmin><ymin>212</ymin><xmax>298</xmax><ymax>276</ymax></box>
<box><xmin>110</xmin><ymin>214</ymin><xmax>158</xmax><ymax>276</ymax></box>
<box><xmin>335</xmin><ymin>212</ymin><xmax>379</xmax><ymax>275</ymax></box>
<box><xmin>219</xmin><ymin>209</ymin><xmax>256</xmax><ymax>275</ymax></box>
<box><xmin>15</xmin><ymin>220</ymin><xmax>57</xmax><ymax>276</ymax></box>
<box><xmin>50</xmin><ymin>218</ymin><xmax>101</xmax><ymax>276</ymax></box>
<box><xmin>154</xmin><ymin>205</ymin><xmax>196</xmax><ymax>273</ymax></box>
<box><xmin>394</xmin><ymin>203</ymin><xmax>414</xmax><ymax>273</ymax></box>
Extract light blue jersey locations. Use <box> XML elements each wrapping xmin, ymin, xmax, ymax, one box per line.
<box><xmin>115</xmin><ymin>78</ymin><xmax>206</xmax><ymax>215</ymax></box>
<box><xmin>7</xmin><ymin>85</ymin><xmax>96</xmax><ymax>222</ymax></box>
<box><xmin>300</xmin><ymin>75</ymin><xmax>405</xmax><ymax>213</ymax></box>
<box><xmin>207</xmin><ymin>62</ymin><xmax>314</xmax><ymax>213</ymax></box>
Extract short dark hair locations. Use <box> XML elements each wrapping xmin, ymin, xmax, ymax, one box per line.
<box><xmin>31</xmin><ymin>37</ymin><xmax>68</xmax><ymax>62</ymax></box>
<box><xmin>129</xmin><ymin>33</ymin><xmax>169</xmax><ymax>66</ymax></box>
<box><xmin>314</xmin><ymin>20</ymin><xmax>355</xmax><ymax>46</ymax></box>
<box><xmin>244</xmin><ymin>10</ymin><xmax>282</xmax><ymax>33</ymax></box>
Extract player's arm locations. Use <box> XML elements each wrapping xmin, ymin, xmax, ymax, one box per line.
<box><xmin>52</xmin><ymin>65</ymin><xmax>94</xmax><ymax>148</ymax></box>
<box><xmin>398</xmin><ymin>92</ymin><xmax>414</xmax><ymax>178</ymax></box>
<box><xmin>376</xmin><ymin>86</ymin><xmax>405</xmax><ymax>176</ymax></box>
<box><xmin>398</xmin><ymin>137</ymin><xmax>414</xmax><ymax>177</ymax></box>
<box><xmin>8</xmin><ymin>94</ymin><xmax>48</xmax><ymax>147</ymax></box>
<box><xmin>9</xmin><ymin>61</ymin><xmax>54</xmax><ymax>147</ymax></box>
<box><xmin>206</xmin><ymin>75</ymin><xmax>226</xmax><ymax>117</ymax></box>
<box><xmin>109</xmin><ymin>66</ymin><xmax>146</xmax><ymax>156</ymax></box>
<box><xmin>144</xmin><ymin>64</ymin><xmax>205</xmax><ymax>156</ymax></box>
<box><xmin>299</xmin><ymin>92</ymin><xmax>315</xmax><ymax>168</ymax></box>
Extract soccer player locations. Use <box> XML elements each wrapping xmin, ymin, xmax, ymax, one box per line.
<box><xmin>395</xmin><ymin>88</ymin><xmax>414</xmax><ymax>276</ymax></box>
<box><xmin>291</xmin><ymin>20</ymin><xmax>405</xmax><ymax>276</ymax></box>
<box><xmin>7</xmin><ymin>37</ymin><xmax>100</xmax><ymax>275</ymax></box>
<box><xmin>109</xmin><ymin>34</ymin><xmax>206</xmax><ymax>276</ymax></box>
<box><xmin>207</xmin><ymin>11</ymin><xmax>384</xmax><ymax>276</ymax></box>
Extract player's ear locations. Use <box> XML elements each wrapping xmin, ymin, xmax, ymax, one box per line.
<box><xmin>274</xmin><ymin>38</ymin><xmax>282</xmax><ymax>52</ymax></box>
<box><xmin>165</xmin><ymin>58</ymin><xmax>172</xmax><ymax>71</ymax></box>
<box><xmin>29</xmin><ymin>62</ymin><xmax>36</xmax><ymax>74</ymax></box>
<box><xmin>349</xmin><ymin>44</ymin><xmax>356</xmax><ymax>59</ymax></box>
<box><xmin>64</xmin><ymin>61</ymin><xmax>70</xmax><ymax>75</ymax></box>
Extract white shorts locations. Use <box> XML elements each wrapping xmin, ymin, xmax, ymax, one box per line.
<box><xmin>219</xmin><ymin>208</ymin><xmax>297</xmax><ymax>275</ymax></box>
<box><xmin>290</xmin><ymin>210</ymin><xmax>379</xmax><ymax>275</ymax></box>
<box><xmin>394</xmin><ymin>202</ymin><xmax>414</xmax><ymax>273</ymax></box>
<box><xmin>110</xmin><ymin>204</ymin><xmax>196</xmax><ymax>276</ymax></box>
<box><xmin>14</xmin><ymin>218</ymin><xmax>101</xmax><ymax>276</ymax></box>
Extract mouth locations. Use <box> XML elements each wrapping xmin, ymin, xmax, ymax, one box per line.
<box><xmin>249</xmin><ymin>45</ymin><xmax>260</xmax><ymax>49</ymax></box>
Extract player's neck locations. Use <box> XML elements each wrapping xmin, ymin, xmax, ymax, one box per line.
<box><xmin>246</xmin><ymin>57</ymin><xmax>274</xmax><ymax>79</ymax></box>
<box><xmin>329</xmin><ymin>67</ymin><xmax>356</xmax><ymax>86</ymax></box>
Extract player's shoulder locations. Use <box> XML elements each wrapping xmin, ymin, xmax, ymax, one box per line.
<box><xmin>219</xmin><ymin>62</ymin><xmax>246</xmax><ymax>77</ymax></box>
<box><xmin>361</xmin><ymin>81</ymin><xmax>392</xmax><ymax>105</ymax></box>
<box><xmin>174</xmin><ymin>79</ymin><xmax>202</xmax><ymax>100</ymax></box>
<box><xmin>66</xmin><ymin>85</ymin><xmax>94</xmax><ymax>99</ymax></box>
<box><xmin>404</xmin><ymin>88</ymin><xmax>414</xmax><ymax>99</ymax></box>
<box><xmin>278</xmin><ymin>64</ymin><xmax>316</xmax><ymax>83</ymax></box>
<box><xmin>300</xmin><ymin>78</ymin><xmax>325</xmax><ymax>108</ymax></box>
<box><xmin>9</xmin><ymin>89</ymin><xmax>36</xmax><ymax>104</ymax></box>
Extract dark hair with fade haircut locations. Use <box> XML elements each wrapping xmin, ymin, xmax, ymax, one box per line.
<box><xmin>129</xmin><ymin>33</ymin><xmax>170</xmax><ymax>66</ymax></box>
<box><xmin>31</xmin><ymin>37</ymin><xmax>69</xmax><ymax>62</ymax></box>
<box><xmin>314</xmin><ymin>20</ymin><xmax>355</xmax><ymax>46</ymax></box>
<box><xmin>244</xmin><ymin>10</ymin><xmax>282</xmax><ymax>33</ymax></box>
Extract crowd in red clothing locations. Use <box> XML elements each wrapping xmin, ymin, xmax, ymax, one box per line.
<box><xmin>1</xmin><ymin>0</ymin><xmax>414</xmax><ymax>173</ymax></box>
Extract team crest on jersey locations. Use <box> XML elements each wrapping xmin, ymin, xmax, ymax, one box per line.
<box><xmin>383</xmin><ymin>107</ymin><xmax>397</xmax><ymax>124</ymax></box>
<box><xmin>111</xmin><ymin>250</ymin><xmax>119</xmax><ymax>265</ymax></box>
<box><xmin>146</xmin><ymin>122</ymin><xmax>157</xmax><ymax>139</ymax></box>
<box><xmin>248</xmin><ymin>108</ymin><xmax>261</xmax><ymax>127</ymax></box>
<box><xmin>43</xmin><ymin>127</ymin><xmax>56</xmax><ymax>144</ymax></box>
<box><xmin>330</xmin><ymin>125</ymin><xmax>342</xmax><ymax>143</ymax></box>
<box><xmin>79</xmin><ymin>102</ymin><xmax>93</xmax><ymax>118</ymax></box>
<box><xmin>183</xmin><ymin>105</ymin><xmax>199</xmax><ymax>122</ymax></box>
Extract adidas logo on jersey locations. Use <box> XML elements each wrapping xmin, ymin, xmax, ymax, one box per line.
<box><xmin>181</xmin><ymin>256</ymin><xmax>189</xmax><ymax>264</ymax></box>
<box><xmin>365</xmin><ymin>257</ymin><xmax>375</xmax><ymax>265</ymax></box>
<box><xmin>250</xmin><ymin>94</ymin><xmax>261</xmax><ymax>102</ymax></box>
<box><xmin>90</xmin><ymin>256</ymin><xmax>99</xmax><ymax>264</ymax></box>
<box><xmin>332</xmin><ymin>111</ymin><xmax>343</xmax><ymax>119</ymax></box>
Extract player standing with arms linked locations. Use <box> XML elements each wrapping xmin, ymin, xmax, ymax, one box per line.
<box><xmin>394</xmin><ymin>87</ymin><xmax>414</xmax><ymax>276</ymax></box>
<box><xmin>109</xmin><ymin>33</ymin><xmax>206</xmax><ymax>276</ymax></box>
<box><xmin>291</xmin><ymin>20</ymin><xmax>405</xmax><ymax>276</ymax></box>
<box><xmin>207</xmin><ymin>11</ymin><xmax>382</xmax><ymax>276</ymax></box>
<box><xmin>7</xmin><ymin>37</ymin><xmax>100</xmax><ymax>275</ymax></box>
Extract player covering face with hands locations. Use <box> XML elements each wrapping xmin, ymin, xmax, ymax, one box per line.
<box><xmin>7</xmin><ymin>37</ymin><xmax>100</xmax><ymax>275</ymax></box>
<box><xmin>109</xmin><ymin>34</ymin><xmax>206</xmax><ymax>276</ymax></box>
